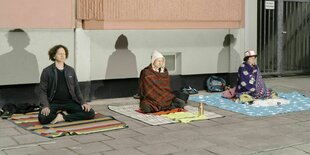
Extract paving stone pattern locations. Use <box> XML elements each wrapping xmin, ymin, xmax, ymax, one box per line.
<box><xmin>1</xmin><ymin>76</ymin><xmax>310</xmax><ymax>154</ymax></box>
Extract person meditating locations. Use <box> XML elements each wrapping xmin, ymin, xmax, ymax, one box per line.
<box><xmin>236</xmin><ymin>50</ymin><xmax>274</xmax><ymax>100</ymax></box>
<box><xmin>138</xmin><ymin>50</ymin><xmax>186</xmax><ymax>113</ymax></box>
<box><xmin>38</xmin><ymin>45</ymin><xmax>95</xmax><ymax>124</ymax></box>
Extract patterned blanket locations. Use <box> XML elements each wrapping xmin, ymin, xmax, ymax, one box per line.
<box><xmin>9</xmin><ymin>112</ymin><xmax>128</xmax><ymax>138</ymax></box>
<box><xmin>139</xmin><ymin>64</ymin><xmax>175</xmax><ymax>111</ymax></box>
<box><xmin>108</xmin><ymin>105</ymin><xmax>223</xmax><ymax>125</ymax></box>
<box><xmin>190</xmin><ymin>92</ymin><xmax>310</xmax><ymax>116</ymax></box>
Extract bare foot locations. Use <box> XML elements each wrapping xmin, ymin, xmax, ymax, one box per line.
<box><xmin>50</xmin><ymin>113</ymin><xmax>65</xmax><ymax>124</ymax></box>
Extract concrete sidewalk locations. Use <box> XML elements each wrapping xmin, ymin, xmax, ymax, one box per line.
<box><xmin>1</xmin><ymin>76</ymin><xmax>310</xmax><ymax>155</ymax></box>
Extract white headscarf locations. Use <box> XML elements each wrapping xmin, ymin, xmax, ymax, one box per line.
<box><xmin>151</xmin><ymin>50</ymin><xmax>165</xmax><ymax>73</ymax></box>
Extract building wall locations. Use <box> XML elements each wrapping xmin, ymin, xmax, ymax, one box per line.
<box><xmin>0</xmin><ymin>1</ymin><xmax>259</xmax><ymax>84</ymax></box>
<box><xmin>245</xmin><ymin>0</ymin><xmax>258</xmax><ymax>52</ymax></box>
<box><xmin>0</xmin><ymin>29</ymin><xmax>74</xmax><ymax>85</ymax></box>
<box><xmin>75</xmin><ymin>29</ymin><xmax>244</xmax><ymax>81</ymax></box>
<box><xmin>77</xmin><ymin>0</ymin><xmax>244</xmax><ymax>29</ymax></box>
<box><xmin>0</xmin><ymin>0</ymin><xmax>75</xmax><ymax>29</ymax></box>
<box><xmin>0</xmin><ymin>0</ymin><xmax>258</xmax><ymax>101</ymax></box>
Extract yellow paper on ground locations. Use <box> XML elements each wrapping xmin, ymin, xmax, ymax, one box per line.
<box><xmin>161</xmin><ymin>112</ymin><xmax>207</xmax><ymax>123</ymax></box>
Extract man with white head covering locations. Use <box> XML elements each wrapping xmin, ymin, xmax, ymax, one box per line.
<box><xmin>138</xmin><ymin>50</ymin><xmax>186</xmax><ymax>113</ymax></box>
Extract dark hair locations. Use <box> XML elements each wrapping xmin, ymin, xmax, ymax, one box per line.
<box><xmin>243</xmin><ymin>56</ymin><xmax>256</xmax><ymax>62</ymax></box>
<box><xmin>48</xmin><ymin>45</ymin><xmax>69</xmax><ymax>61</ymax></box>
<box><xmin>243</xmin><ymin>56</ymin><xmax>249</xmax><ymax>62</ymax></box>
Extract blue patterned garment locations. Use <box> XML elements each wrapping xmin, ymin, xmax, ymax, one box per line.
<box><xmin>236</xmin><ymin>62</ymin><xmax>271</xmax><ymax>99</ymax></box>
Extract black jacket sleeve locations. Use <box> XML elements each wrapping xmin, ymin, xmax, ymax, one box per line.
<box><xmin>39</xmin><ymin>69</ymin><xmax>50</xmax><ymax>108</ymax></box>
<box><xmin>73</xmin><ymin>71</ymin><xmax>85</xmax><ymax>105</ymax></box>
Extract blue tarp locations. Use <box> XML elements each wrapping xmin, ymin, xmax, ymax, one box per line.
<box><xmin>189</xmin><ymin>92</ymin><xmax>310</xmax><ymax>116</ymax></box>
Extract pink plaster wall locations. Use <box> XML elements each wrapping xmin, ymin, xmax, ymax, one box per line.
<box><xmin>0</xmin><ymin>0</ymin><xmax>244</xmax><ymax>29</ymax></box>
<box><xmin>77</xmin><ymin>0</ymin><xmax>244</xmax><ymax>29</ymax></box>
<box><xmin>0</xmin><ymin>0</ymin><xmax>74</xmax><ymax>29</ymax></box>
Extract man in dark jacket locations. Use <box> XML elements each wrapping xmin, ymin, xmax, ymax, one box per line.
<box><xmin>38</xmin><ymin>45</ymin><xmax>95</xmax><ymax>124</ymax></box>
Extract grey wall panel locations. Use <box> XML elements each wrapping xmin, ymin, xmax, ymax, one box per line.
<box><xmin>87</xmin><ymin>29</ymin><xmax>244</xmax><ymax>80</ymax></box>
<box><xmin>0</xmin><ymin>29</ymin><xmax>74</xmax><ymax>85</ymax></box>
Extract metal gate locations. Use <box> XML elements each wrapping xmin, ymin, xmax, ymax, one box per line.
<box><xmin>258</xmin><ymin>0</ymin><xmax>310</xmax><ymax>75</ymax></box>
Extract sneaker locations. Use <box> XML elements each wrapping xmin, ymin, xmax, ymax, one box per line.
<box><xmin>133</xmin><ymin>94</ymin><xmax>141</xmax><ymax>99</ymax></box>
<box><xmin>1</xmin><ymin>111</ymin><xmax>13</xmax><ymax>119</ymax></box>
<box><xmin>182</xmin><ymin>86</ymin><xmax>198</xmax><ymax>94</ymax></box>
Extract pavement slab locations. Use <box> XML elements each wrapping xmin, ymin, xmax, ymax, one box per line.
<box><xmin>189</xmin><ymin>119</ymin><xmax>221</xmax><ymax>127</ymax></box>
<box><xmin>211</xmin><ymin>115</ymin><xmax>245</xmax><ymax>124</ymax></box>
<box><xmin>173</xmin><ymin>149</ymin><xmax>217</xmax><ymax>155</ymax></box>
<box><xmin>40</xmin><ymin>138</ymin><xmax>80</xmax><ymax>150</ymax></box>
<box><xmin>136</xmin><ymin>143</ymin><xmax>180</xmax><ymax>154</ymax></box>
<box><xmin>29</xmin><ymin>148</ymin><xmax>77</xmax><ymax>155</ymax></box>
<box><xmin>12</xmin><ymin>134</ymin><xmax>50</xmax><ymax>145</ymax></box>
<box><xmin>3</xmin><ymin>76</ymin><xmax>310</xmax><ymax>154</ymax></box>
<box><xmin>0</xmin><ymin>120</ymin><xmax>15</xmax><ymax>128</ymax></box>
<box><xmin>122</xmin><ymin>120</ymin><xmax>149</xmax><ymax>129</ymax></box>
<box><xmin>103</xmin><ymin>128</ymin><xmax>143</xmax><ymax>139</ymax></box>
<box><xmin>0</xmin><ymin>128</ymin><xmax>20</xmax><ymax>137</ymax></box>
<box><xmin>102</xmin><ymin>148</ymin><xmax>146</xmax><ymax>155</ymax></box>
<box><xmin>206</xmin><ymin>144</ymin><xmax>254</xmax><ymax>155</ymax></box>
<box><xmin>103</xmin><ymin>137</ymin><xmax>144</xmax><ymax>149</ymax></box>
<box><xmin>235</xmin><ymin>135</ymin><xmax>302</xmax><ymax>152</ymax></box>
<box><xmin>133</xmin><ymin>126</ymin><xmax>170</xmax><ymax>135</ymax></box>
<box><xmin>3</xmin><ymin>146</ymin><xmax>45</xmax><ymax>155</ymax></box>
<box><xmin>252</xmin><ymin>147</ymin><xmax>309</xmax><ymax>155</ymax></box>
<box><xmin>0</xmin><ymin>137</ymin><xmax>18</xmax><ymax>148</ymax></box>
<box><xmin>161</xmin><ymin>123</ymin><xmax>198</xmax><ymax>131</ymax></box>
<box><xmin>293</xmin><ymin>143</ymin><xmax>310</xmax><ymax>153</ymax></box>
<box><xmin>290</xmin><ymin>132</ymin><xmax>310</xmax><ymax>143</ymax></box>
<box><xmin>68</xmin><ymin>142</ymin><xmax>113</xmax><ymax>154</ymax></box>
<box><xmin>134</xmin><ymin>132</ymin><xmax>180</xmax><ymax>145</ymax></box>
<box><xmin>14</xmin><ymin>126</ymin><xmax>31</xmax><ymax>135</ymax></box>
<box><xmin>169</xmin><ymin>138</ymin><xmax>216</xmax><ymax>150</ymax></box>
<box><xmin>71</xmin><ymin>133</ymin><xmax>113</xmax><ymax>143</ymax></box>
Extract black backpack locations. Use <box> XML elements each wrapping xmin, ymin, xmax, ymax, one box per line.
<box><xmin>2</xmin><ymin>103</ymin><xmax>40</xmax><ymax>114</ymax></box>
<box><xmin>206</xmin><ymin>76</ymin><xmax>226</xmax><ymax>92</ymax></box>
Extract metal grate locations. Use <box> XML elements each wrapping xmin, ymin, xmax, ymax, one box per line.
<box><xmin>164</xmin><ymin>54</ymin><xmax>176</xmax><ymax>71</ymax></box>
<box><xmin>258</xmin><ymin>0</ymin><xmax>310</xmax><ymax>75</ymax></box>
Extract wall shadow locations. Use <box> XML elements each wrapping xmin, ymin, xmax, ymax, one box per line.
<box><xmin>94</xmin><ymin>34</ymin><xmax>138</xmax><ymax>99</ymax></box>
<box><xmin>105</xmin><ymin>34</ymin><xmax>138</xmax><ymax>79</ymax></box>
<box><xmin>0</xmin><ymin>29</ymin><xmax>39</xmax><ymax>106</ymax></box>
<box><xmin>0</xmin><ymin>29</ymin><xmax>39</xmax><ymax>84</ymax></box>
<box><xmin>217</xmin><ymin>34</ymin><xmax>241</xmax><ymax>87</ymax></box>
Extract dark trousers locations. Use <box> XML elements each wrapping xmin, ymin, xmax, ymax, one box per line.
<box><xmin>38</xmin><ymin>102</ymin><xmax>95</xmax><ymax>124</ymax></box>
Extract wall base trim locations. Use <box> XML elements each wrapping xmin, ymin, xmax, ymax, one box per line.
<box><xmin>0</xmin><ymin>73</ymin><xmax>237</xmax><ymax>107</ymax></box>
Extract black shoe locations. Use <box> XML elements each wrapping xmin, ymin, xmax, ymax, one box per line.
<box><xmin>181</xmin><ymin>86</ymin><xmax>198</xmax><ymax>94</ymax></box>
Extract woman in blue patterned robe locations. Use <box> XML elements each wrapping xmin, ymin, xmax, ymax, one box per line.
<box><xmin>236</xmin><ymin>50</ymin><xmax>272</xmax><ymax>99</ymax></box>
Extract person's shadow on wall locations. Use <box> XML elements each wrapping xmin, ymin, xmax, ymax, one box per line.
<box><xmin>0</xmin><ymin>29</ymin><xmax>39</xmax><ymax>106</ymax></box>
<box><xmin>0</xmin><ymin>29</ymin><xmax>39</xmax><ymax>84</ymax></box>
<box><xmin>218</xmin><ymin>34</ymin><xmax>240</xmax><ymax>72</ymax></box>
<box><xmin>93</xmin><ymin>34</ymin><xmax>138</xmax><ymax>99</ymax></box>
<box><xmin>217</xmin><ymin>34</ymin><xmax>241</xmax><ymax>87</ymax></box>
<box><xmin>105</xmin><ymin>34</ymin><xmax>138</xmax><ymax>79</ymax></box>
